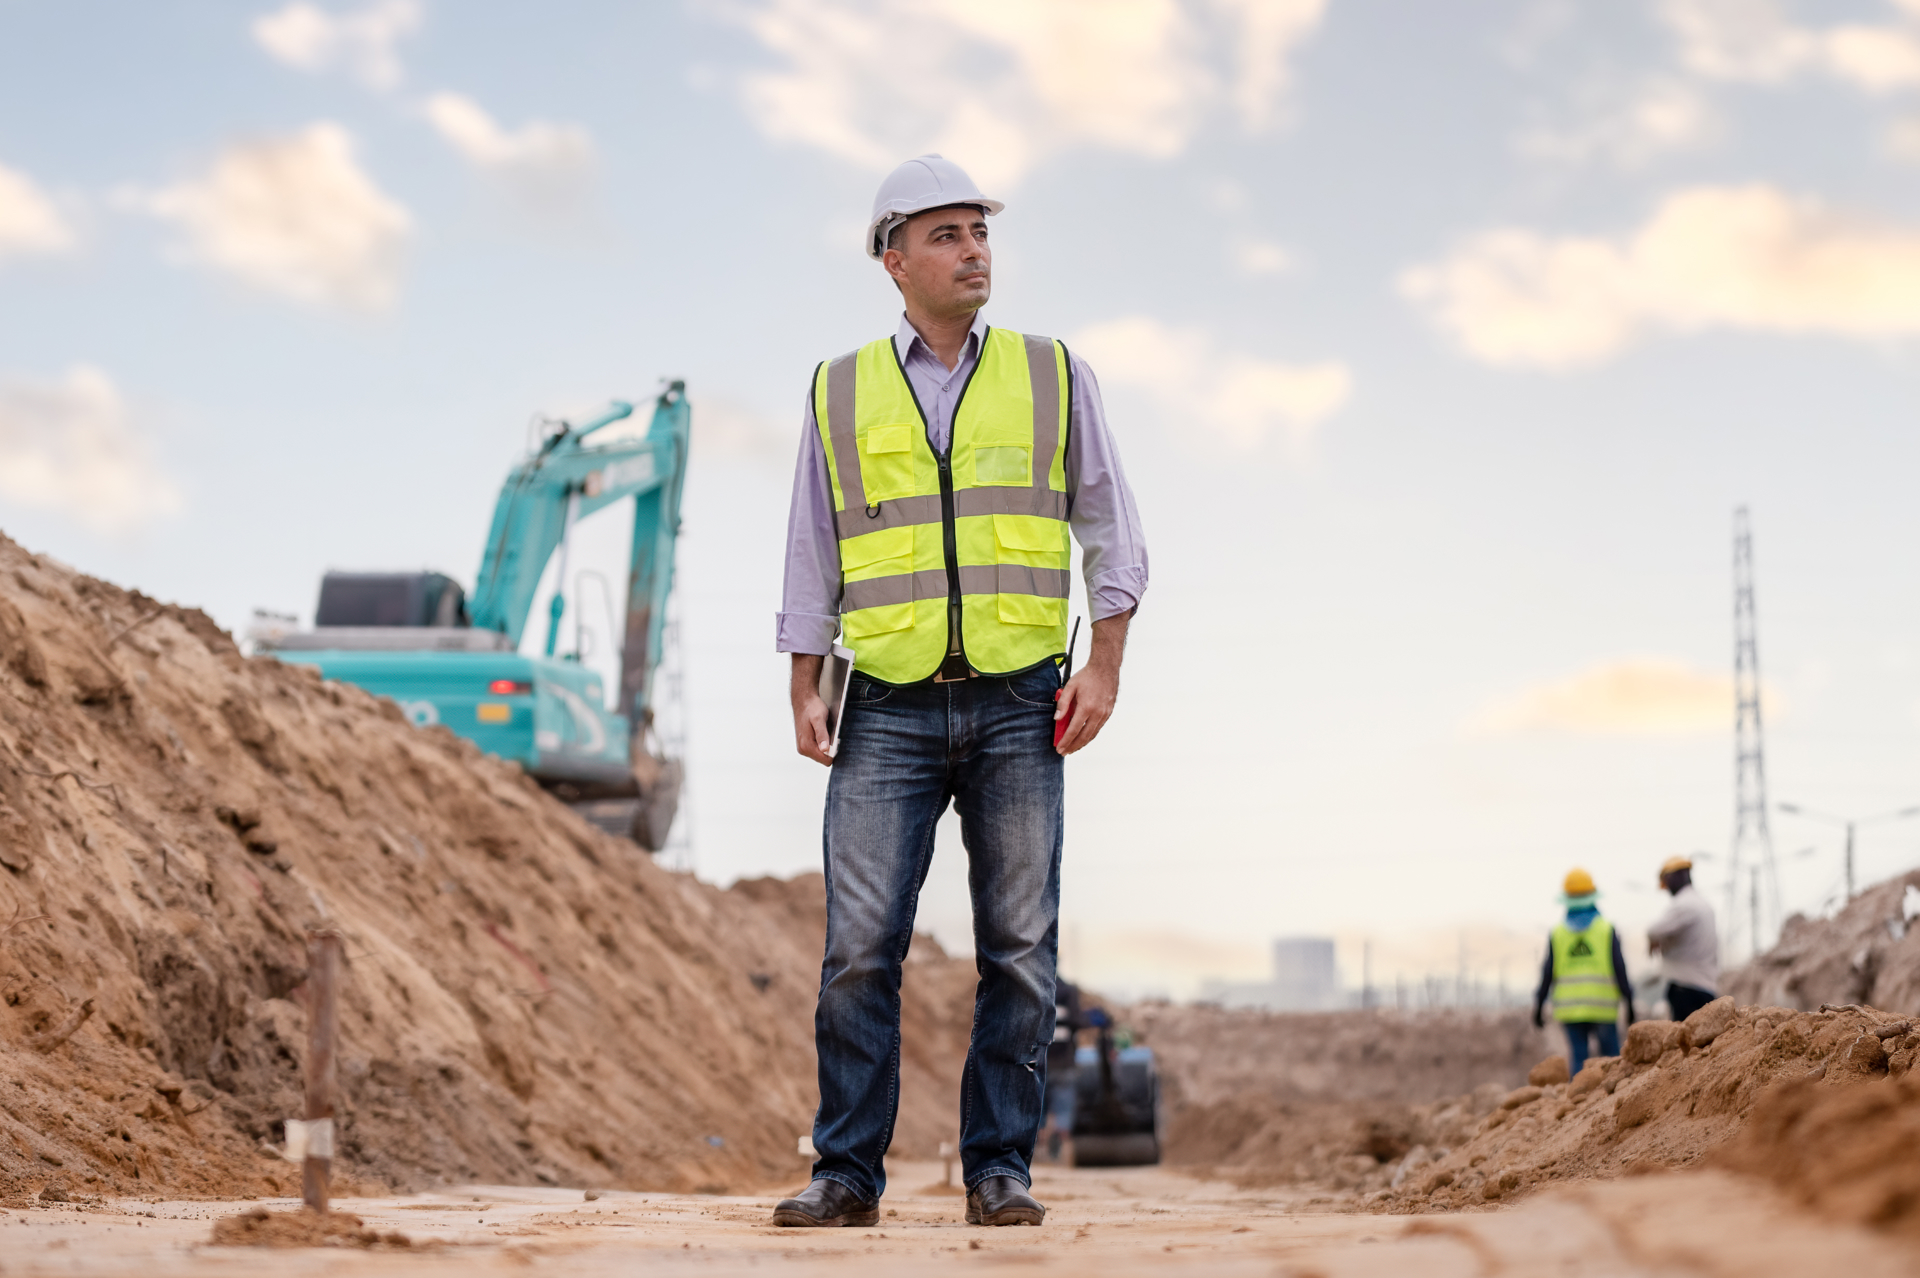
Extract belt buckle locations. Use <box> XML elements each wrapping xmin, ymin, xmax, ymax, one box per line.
<box><xmin>933</xmin><ymin>653</ymin><xmax>973</xmax><ymax>683</ymax></box>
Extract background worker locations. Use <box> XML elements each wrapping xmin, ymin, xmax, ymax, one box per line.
<box><xmin>774</xmin><ymin>155</ymin><xmax>1148</xmax><ymax>1230</ymax></box>
<box><xmin>1646</xmin><ymin>856</ymin><xmax>1719</xmax><ymax>1022</ymax></box>
<box><xmin>1532</xmin><ymin>868</ymin><xmax>1636</xmax><ymax>1076</ymax></box>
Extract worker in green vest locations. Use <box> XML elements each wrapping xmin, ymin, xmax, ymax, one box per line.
<box><xmin>1530</xmin><ymin>868</ymin><xmax>1636</xmax><ymax>1076</ymax></box>
<box><xmin>774</xmin><ymin>156</ymin><xmax>1148</xmax><ymax>1230</ymax></box>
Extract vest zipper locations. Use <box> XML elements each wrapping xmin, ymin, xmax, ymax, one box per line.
<box><xmin>936</xmin><ymin>451</ymin><xmax>961</xmax><ymax>656</ymax></box>
<box><xmin>891</xmin><ymin>329</ymin><xmax>988</xmax><ymax>675</ymax></box>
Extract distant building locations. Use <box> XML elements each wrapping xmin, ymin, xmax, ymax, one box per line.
<box><xmin>1199</xmin><ymin>936</ymin><xmax>1342</xmax><ymax>1011</ymax></box>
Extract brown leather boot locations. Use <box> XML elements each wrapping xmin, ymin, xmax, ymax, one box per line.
<box><xmin>966</xmin><ymin>1174</ymin><xmax>1046</xmax><ymax>1226</ymax></box>
<box><xmin>770</xmin><ymin>1178</ymin><xmax>880</xmax><ymax>1228</ymax></box>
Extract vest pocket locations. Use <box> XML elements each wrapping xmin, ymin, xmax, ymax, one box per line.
<box><xmin>846</xmin><ymin>602</ymin><xmax>916</xmax><ymax>638</ymax></box>
<box><xmin>998</xmin><ymin>593</ymin><xmax>1065</xmax><ymax>628</ymax></box>
<box><xmin>860</xmin><ymin>423</ymin><xmax>917</xmax><ymax>502</ymax></box>
<box><xmin>840</xmin><ymin>526</ymin><xmax>916</xmax><ymax>639</ymax></box>
<box><xmin>840</xmin><ymin>525</ymin><xmax>913</xmax><ymax>575</ymax></box>
<box><xmin>971</xmin><ymin>445</ymin><xmax>1030</xmax><ymax>487</ymax></box>
<box><xmin>991</xmin><ymin>513</ymin><xmax>1069</xmax><ymax>564</ymax></box>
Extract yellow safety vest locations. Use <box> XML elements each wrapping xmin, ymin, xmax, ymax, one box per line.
<box><xmin>814</xmin><ymin>327</ymin><xmax>1071</xmax><ymax>684</ymax></box>
<box><xmin>1550</xmin><ymin>918</ymin><xmax>1621</xmax><ymax>1024</ymax></box>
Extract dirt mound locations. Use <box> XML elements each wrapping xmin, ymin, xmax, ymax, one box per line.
<box><xmin>1373</xmin><ymin>999</ymin><xmax>1918</xmax><ymax>1214</ymax></box>
<box><xmin>1128</xmin><ymin>1005</ymin><xmax>1548</xmax><ymax>1192</ymax></box>
<box><xmin>0</xmin><ymin>532</ymin><xmax>974</xmax><ymax>1202</ymax></box>
<box><xmin>1727</xmin><ymin>868</ymin><xmax>1920</xmax><ymax>1014</ymax></box>
<box><xmin>1713</xmin><ymin>1071</ymin><xmax>1920</xmax><ymax>1236</ymax></box>
<box><xmin>210</xmin><ymin>1206</ymin><xmax>414</xmax><ymax>1248</ymax></box>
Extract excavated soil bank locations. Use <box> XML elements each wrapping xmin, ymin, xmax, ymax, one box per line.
<box><xmin>1729</xmin><ymin>868</ymin><xmax>1920</xmax><ymax>1015</ymax></box>
<box><xmin>1373</xmin><ymin>997</ymin><xmax>1920</xmax><ymax>1217</ymax></box>
<box><xmin>0</xmin><ymin>533</ymin><xmax>973</xmax><ymax>1203</ymax></box>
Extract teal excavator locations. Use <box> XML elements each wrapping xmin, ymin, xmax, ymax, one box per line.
<box><xmin>266</xmin><ymin>384</ymin><xmax>690</xmax><ymax>848</ymax></box>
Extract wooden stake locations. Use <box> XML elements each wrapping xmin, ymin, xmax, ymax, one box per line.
<box><xmin>303</xmin><ymin>929</ymin><xmax>342</xmax><ymax>1214</ymax></box>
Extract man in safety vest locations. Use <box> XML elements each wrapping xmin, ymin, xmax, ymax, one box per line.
<box><xmin>1530</xmin><ymin>868</ymin><xmax>1636</xmax><ymax>1077</ymax></box>
<box><xmin>774</xmin><ymin>155</ymin><xmax>1148</xmax><ymax>1228</ymax></box>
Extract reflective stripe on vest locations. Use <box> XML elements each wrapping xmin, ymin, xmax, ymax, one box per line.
<box><xmin>1550</xmin><ymin>918</ymin><xmax>1621</xmax><ymax>1024</ymax></box>
<box><xmin>815</xmin><ymin>328</ymin><xmax>1071</xmax><ymax>683</ymax></box>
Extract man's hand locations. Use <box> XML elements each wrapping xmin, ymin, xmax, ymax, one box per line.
<box><xmin>791</xmin><ymin>654</ymin><xmax>833</xmax><ymax>767</ymax></box>
<box><xmin>1053</xmin><ymin>612</ymin><xmax>1130</xmax><ymax>756</ymax></box>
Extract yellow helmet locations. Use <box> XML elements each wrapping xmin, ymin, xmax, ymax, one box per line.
<box><xmin>1659</xmin><ymin>855</ymin><xmax>1692</xmax><ymax>886</ymax></box>
<box><xmin>1563</xmin><ymin>868</ymin><xmax>1596</xmax><ymax>897</ymax></box>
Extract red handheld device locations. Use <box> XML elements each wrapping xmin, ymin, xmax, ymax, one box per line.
<box><xmin>1053</xmin><ymin>618</ymin><xmax>1082</xmax><ymax>750</ymax></box>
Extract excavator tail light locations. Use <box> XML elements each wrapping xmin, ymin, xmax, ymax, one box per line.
<box><xmin>488</xmin><ymin>679</ymin><xmax>533</xmax><ymax>695</ymax></box>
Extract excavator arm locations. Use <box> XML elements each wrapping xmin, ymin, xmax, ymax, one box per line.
<box><xmin>468</xmin><ymin>382</ymin><xmax>690</xmax><ymax>735</ymax></box>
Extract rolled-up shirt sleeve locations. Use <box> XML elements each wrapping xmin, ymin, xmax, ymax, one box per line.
<box><xmin>774</xmin><ymin>390</ymin><xmax>842</xmax><ymax>655</ymax></box>
<box><xmin>1064</xmin><ymin>353</ymin><xmax>1149</xmax><ymax>622</ymax></box>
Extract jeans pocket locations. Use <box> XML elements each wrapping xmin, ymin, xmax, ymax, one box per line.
<box><xmin>1005</xmin><ymin>666</ymin><xmax>1061</xmax><ymax>708</ymax></box>
<box><xmin>850</xmin><ymin>677</ymin><xmax>894</xmax><ymax>704</ymax></box>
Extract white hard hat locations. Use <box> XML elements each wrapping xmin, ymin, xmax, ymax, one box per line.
<box><xmin>866</xmin><ymin>154</ymin><xmax>1004</xmax><ymax>260</ymax></box>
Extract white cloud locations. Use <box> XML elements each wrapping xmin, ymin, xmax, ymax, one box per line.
<box><xmin>1212</xmin><ymin>0</ymin><xmax>1328</xmax><ymax>129</ymax></box>
<box><xmin>716</xmin><ymin>0</ymin><xmax>1327</xmax><ymax>188</ymax></box>
<box><xmin>1659</xmin><ymin>0</ymin><xmax>1920</xmax><ymax>94</ymax></box>
<box><xmin>1232</xmin><ymin>238</ymin><xmax>1293</xmax><ymax>276</ymax></box>
<box><xmin>1401</xmin><ymin>184</ymin><xmax>1920</xmax><ymax>368</ymax></box>
<box><xmin>0</xmin><ymin>366</ymin><xmax>182</xmax><ymax>536</ymax></box>
<box><xmin>1471</xmin><ymin>657</ymin><xmax>1760</xmax><ymax>736</ymax></box>
<box><xmin>425</xmin><ymin>92</ymin><xmax>596</xmax><ymax>191</ymax></box>
<box><xmin>253</xmin><ymin>0</ymin><xmax>420</xmax><ymax>90</ymax></box>
<box><xmin>0</xmin><ymin>161</ymin><xmax>75</xmax><ymax>260</ymax></box>
<box><xmin>1518</xmin><ymin>78</ymin><xmax>1718</xmax><ymax>168</ymax></box>
<box><xmin>129</xmin><ymin>123</ymin><xmax>411</xmax><ymax>311</ymax></box>
<box><xmin>1073</xmin><ymin>315</ymin><xmax>1350</xmax><ymax>450</ymax></box>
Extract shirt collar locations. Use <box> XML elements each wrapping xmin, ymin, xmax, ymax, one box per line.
<box><xmin>893</xmin><ymin>311</ymin><xmax>989</xmax><ymax>367</ymax></box>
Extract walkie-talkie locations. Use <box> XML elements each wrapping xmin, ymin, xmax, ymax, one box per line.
<box><xmin>1053</xmin><ymin>617</ymin><xmax>1082</xmax><ymax>750</ymax></box>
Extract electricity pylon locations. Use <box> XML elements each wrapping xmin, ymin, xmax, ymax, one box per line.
<box><xmin>1729</xmin><ymin>507</ymin><xmax>1780</xmax><ymax>958</ymax></box>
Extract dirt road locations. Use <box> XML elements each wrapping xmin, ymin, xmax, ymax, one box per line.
<box><xmin>3</xmin><ymin>1160</ymin><xmax>1907</xmax><ymax>1277</ymax></box>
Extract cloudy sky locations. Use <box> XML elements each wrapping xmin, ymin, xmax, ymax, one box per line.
<box><xmin>6</xmin><ymin>0</ymin><xmax>1920</xmax><ymax>998</ymax></box>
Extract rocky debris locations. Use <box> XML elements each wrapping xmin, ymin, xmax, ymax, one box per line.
<box><xmin>0</xmin><ymin>532</ymin><xmax>975</xmax><ymax>1203</ymax></box>
<box><xmin>1727</xmin><ymin>869</ymin><xmax>1920</xmax><ymax>1014</ymax></box>
<box><xmin>1371</xmin><ymin>1002</ymin><xmax>1918</xmax><ymax>1215</ymax></box>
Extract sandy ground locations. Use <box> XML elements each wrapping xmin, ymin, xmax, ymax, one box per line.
<box><xmin>3</xmin><ymin>1160</ymin><xmax>1910</xmax><ymax>1278</ymax></box>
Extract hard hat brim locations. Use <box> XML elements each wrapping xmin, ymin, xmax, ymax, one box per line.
<box><xmin>866</xmin><ymin>198</ymin><xmax>1004</xmax><ymax>260</ymax></box>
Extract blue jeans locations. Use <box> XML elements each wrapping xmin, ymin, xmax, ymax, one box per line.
<box><xmin>810</xmin><ymin>664</ymin><xmax>1064</xmax><ymax>1202</ymax></box>
<box><xmin>1564</xmin><ymin>1020</ymin><xmax>1620</xmax><ymax>1077</ymax></box>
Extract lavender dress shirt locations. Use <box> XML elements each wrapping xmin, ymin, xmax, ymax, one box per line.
<box><xmin>776</xmin><ymin>312</ymin><xmax>1149</xmax><ymax>656</ymax></box>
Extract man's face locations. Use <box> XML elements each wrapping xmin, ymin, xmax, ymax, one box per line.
<box><xmin>883</xmin><ymin>205</ymin><xmax>991</xmax><ymax>317</ymax></box>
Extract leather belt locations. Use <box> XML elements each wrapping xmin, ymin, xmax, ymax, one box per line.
<box><xmin>932</xmin><ymin>652</ymin><xmax>976</xmax><ymax>682</ymax></box>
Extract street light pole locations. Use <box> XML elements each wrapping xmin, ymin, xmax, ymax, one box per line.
<box><xmin>1777</xmin><ymin>803</ymin><xmax>1920</xmax><ymax>906</ymax></box>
